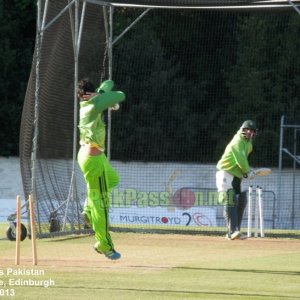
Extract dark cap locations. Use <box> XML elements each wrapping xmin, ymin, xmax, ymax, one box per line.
<box><xmin>241</xmin><ymin>120</ymin><xmax>257</xmax><ymax>131</ymax></box>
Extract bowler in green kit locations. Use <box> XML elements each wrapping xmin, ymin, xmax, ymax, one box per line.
<box><xmin>77</xmin><ymin>78</ymin><xmax>125</xmax><ymax>260</ymax></box>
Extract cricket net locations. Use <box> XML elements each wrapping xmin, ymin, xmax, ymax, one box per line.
<box><xmin>20</xmin><ymin>0</ymin><xmax>300</xmax><ymax>238</ymax></box>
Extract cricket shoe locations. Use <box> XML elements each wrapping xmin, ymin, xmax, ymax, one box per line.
<box><xmin>225</xmin><ymin>231</ymin><xmax>241</xmax><ymax>240</ymax></box>
<box><xmin>94</xmin><ymin>243</ymin><xmax>121</xmax><ymax>260</ymax></box>
<box><xmin>226</xmin><ymin>232</ymin><xmax>247</xmax><ymax>240</ymax></box>
<box><xmin>230</xmin><ymin>231</ymin><xmax>241</xmax><ymax>240</ymax></box>
<box><xmin>103</xmin><ymin>250</ymin><xmax>121</xmax><ymax>260</ymax></box>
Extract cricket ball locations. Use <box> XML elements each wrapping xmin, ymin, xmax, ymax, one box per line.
<box><xmin>111</xmin><ymin>104</ymin><xmax>120</xmax><ymax>111</ymax></box>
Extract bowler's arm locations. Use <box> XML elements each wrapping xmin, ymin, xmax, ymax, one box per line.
<box><xmin>93</xmin><ymin>91</ymin><xmax>125</xmax><ymax>112</ymax></box>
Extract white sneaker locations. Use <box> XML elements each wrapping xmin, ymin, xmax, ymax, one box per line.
<box><xmin>230</xmin><ymin>231</ymin><xmax>241</xmax><ymax>240</ymax></box>
<box><xmin>226</xmin><ymin>232</ymin><xmax>247</xmax><ymax>240</ymax></box>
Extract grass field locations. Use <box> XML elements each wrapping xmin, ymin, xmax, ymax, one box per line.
<box><xmin>0</xmin><ymin>224</ymin><xmax>300</xmax><ymax>300</ymax></box>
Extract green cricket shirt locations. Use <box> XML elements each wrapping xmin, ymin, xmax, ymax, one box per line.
<box><xmin>217</xmin><ymin>130</ymin><xmax>253</xmax><ymax>178</ymax></box>
<box><xmin>78</xmin><ymin>86</ymin><xmax>125</xmax><ymax>150</ymax></box>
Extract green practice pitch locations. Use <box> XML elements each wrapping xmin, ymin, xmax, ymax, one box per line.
<box><xmin>0</xmin><ymin>225</ymin><xmax>300</xmax><ymax>300</ymax></box>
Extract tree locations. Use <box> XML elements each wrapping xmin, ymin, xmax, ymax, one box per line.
<box><xmin>221</xmin><ymin>13</ymin><xmax>300</xmax><ymax>166</ymax></box>
<box><xmin>112</xmin><ymin>20</ymin><xmax>205</xmax><ymax>161</ymax></box>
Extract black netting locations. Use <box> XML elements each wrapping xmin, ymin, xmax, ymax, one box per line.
<box><xmin>20</xmin><ymin>2</ymin><xmax>300</xmax><ymax>238</ymax></box>
<box><xmin>20</xmin><ymin>1</ymin><xmax>107</xmax><ymax>236</ymax></box>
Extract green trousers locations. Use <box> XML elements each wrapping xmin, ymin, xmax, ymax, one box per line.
<box><xmin>77</xmin><ymin>147</ymin><xmax>119</xmax><ymax>252</ymax></box>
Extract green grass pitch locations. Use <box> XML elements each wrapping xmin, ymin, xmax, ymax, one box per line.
<box><xmin>0</xmin><ymin>223</ymin><xmax>300</xmax><ymax>300</ymax></box>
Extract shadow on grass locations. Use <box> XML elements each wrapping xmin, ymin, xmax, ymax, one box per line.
<box><xmin>128</xmin><ymin>265</ymin><xmax>300</xmax><ymax>276</ymax></box>
<box><xmin>46</xmin><ymin>234</ymin><xmax>92</xmax><ymax>242</ymax></box>
<box><xmin>53</xmin><ymin>285</ymin><xmax>299</xmax><ymax>299</ymax></box>
<box><xmin>175</xmin><ymin>266</ymin><xmax>300</xmax><ymax>276</ymax></box>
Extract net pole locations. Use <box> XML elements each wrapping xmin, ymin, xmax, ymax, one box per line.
<box><xmin>277</xmin><ymin>115</ymin><xmax>284</xmax><ymax>228</ymax></box>
<box><xmin>106</xmin><ymin>5</ymin><xmax>113</xmax><ymax>160</ymax></box>
<box><xmin>291</xmin><ymin>129</ymin><xmax>296</xmax><ymax>229</ymax></box>
<box><xmin>31</xmin><ymin>0</ymin><xmax>42</xmax><ymax>236</ymax></box>
<box><xmin>41</xmin><ymin>0</ymin><xmax>76</xmax><ymax>32</ymax></box>
<box><xmin>74</xmin><ymin>0</ymin><xmax>87</xmax><ymax>226</ymax></box>
<box><xmin>102</xmin><ymin>6</ymin><xmax>109</xmax><ymax>82</ymax></box>
<box><xmin>62</xmin><ymin>0</ymin><xmax>86</xmax><ymax>231</ymax></box>
<box><xmin>113</xmin><ymin>8</ymin><xmax>152</xmax><ymax>46</ymax></box>
<box><xmin>70</xmin><ymin>0</ymin><xmax>80</xmax><ymax>230</ymax></box>
<box><xmin>288</xmin><ymin>0</ymin><xmax>300</xmax><ymax>14</ymax></box>
<box><xmin>69</xmin><ymin>1</ymin><xmax>76</xmax><ymax>54</ymax></box>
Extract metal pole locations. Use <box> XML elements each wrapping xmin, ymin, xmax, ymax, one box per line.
<box><xmin>102</xmin><ymin>6</ymin><xmax>109</xmax><ymax>82</ymax></box>
<box><xmin>42</xmin><ymin>0</ymin><xmax>76</xmax><ymax>32</ymax></box>
<box><xmin>291</xmin><ymin>128</ymin><xmax>297</xmax><ymax>229</ymax></box>
<box><xmin>31</xmin><ymin>0</ymin><xmax>43</xmax><ymax>236</ymax></box>
<box><xmin>277</xmin><ymin>115</ymin><xmax>284</xmax><ymax>226</ymax></box>
<box><xmin>113</xmin><ymin>8</ymin><xmax>151</xmax><ymax>46</ymax></box>
<box><xmin>107</xmin><ymin>6</ymin><xmax>113</xmax><ymax>160</ymax></box>
<box><xmin>288</xmin><ymin>0</ymin><xmax>300</xmax><ymax>14</ymax></box>
<box><xmin>278</xmin><ymin>115</ymin><xmax>284</xmax><ymax>173</ymax></box>
<box><xmin>63</xmin><ymin>0</ymin><xmax>82</xmax><ymax>231</ymax></box>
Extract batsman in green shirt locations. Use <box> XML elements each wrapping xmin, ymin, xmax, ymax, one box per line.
<box><xmin>216</xmin><ymin>120</ymin><xmax>257</xmax><ymax>240</ymax></box>
<box><xmin>77</xmin><ymin>78</ymin><xmax>125</xmax><ymax>260</ymax></box>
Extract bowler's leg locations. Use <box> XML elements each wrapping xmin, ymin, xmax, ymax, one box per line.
<box><xmin>102</xmin><ymin>154</ymin><xmax>120</xmax><ymax>191</ymax></box>
<box><xmin>78</xmin><ymin>152</ymin><xmax>115</xmax><ymax>254</ymax></box>
<box><xmin>86</xmin><ymin>170</ymin><xmax>114</xmax><ymax>253</ymax></box>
